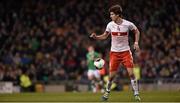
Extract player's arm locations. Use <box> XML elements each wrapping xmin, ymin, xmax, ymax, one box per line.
<box><xmin>90</xmin><ymin>31</ymin><xmax>110</xmax><ymax>40</ymax></box>
<box><xmin>132</xmin><ymin>29</ymin><xmax>140</xmax><ymax>52</ymax></box>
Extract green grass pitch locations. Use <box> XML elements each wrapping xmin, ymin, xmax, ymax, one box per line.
<box><xmin>0</xmin><ymin>91</ymin><xmax>180</xmax><ymax>102</ymax></box>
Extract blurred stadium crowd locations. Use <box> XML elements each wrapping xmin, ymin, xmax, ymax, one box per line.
<box><xmin>0</xmin><ymin>0</ymin><xmax>179</xmax><ymax>85</ymax></box>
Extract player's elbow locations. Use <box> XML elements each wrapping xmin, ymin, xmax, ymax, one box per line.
<box><xmin>133</xmin><ymin>29</ymin><xmax>140</xmax><ymax>36</ymax></box>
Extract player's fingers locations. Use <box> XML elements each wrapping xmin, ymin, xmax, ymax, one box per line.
<box><xmin>134</xmin><ymin>45</ymin><xmax>139</xmax><ymax>52</ymax></box>
<box><xmin>133</xmin><ymin>45</ymin><xmax>136</xmax><ymax>50</ymax></box>
<box><xmin>90</xmin><ymin>34</ymin><xmax>96</xmax><ymax>38</ymax></box>
<box><xmin>90</xmin><ymin>34</ymin><xmax>94</xmax><ymax>37</ymax></box>
<box><xmin>90</xmin><ymin>35</ymin><xmax>93</xmax><ymax>37</ymax></box>
<box><xmin>136</xmin><ymin>47</ymin><xmax>140</xmax><ymax>52</ymax></box>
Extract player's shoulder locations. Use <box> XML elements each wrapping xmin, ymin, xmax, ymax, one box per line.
<box><xmin>122</xmin><ymin>19</ymin><xmax>134</xmax><ymax>25</ymax></box>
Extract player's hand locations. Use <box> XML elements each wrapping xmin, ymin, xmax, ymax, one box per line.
<box><xmin>90</xmin><ymin>33</ymin><xmax>97</xmax><ymax>39</ymax></box>
<box><xmin>133</xmin><ymin>42</ymin><xmax>140</xmax><ymax>52</ymax></box>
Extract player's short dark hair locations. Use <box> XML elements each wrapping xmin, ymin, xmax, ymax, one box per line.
<box><xmin>109</xmin><ymin>4</ymin><xmax>123</xmax><ymax>17</ymax></box>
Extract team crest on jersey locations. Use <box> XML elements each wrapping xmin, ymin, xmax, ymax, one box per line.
<box><xmin>117</xmin><ymin>26</ymin><xmax>121</xmax><ymax>31</ymax></box>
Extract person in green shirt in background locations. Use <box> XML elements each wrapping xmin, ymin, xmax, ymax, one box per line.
<box><xmin>86</xmin><ymin>45</ymin><xmax>103</xmax><ymax>93</ymax></box>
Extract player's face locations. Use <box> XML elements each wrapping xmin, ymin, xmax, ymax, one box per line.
<box><xmin>110</xmin><ymin>12</ymin><xmax>119</xmax><ymax>21</ymax></box>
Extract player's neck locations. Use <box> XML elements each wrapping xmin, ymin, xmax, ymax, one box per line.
<box><xmin>115</xmin><ymin>18</ymin><xmax>123</xmax><ymax>25</ymax></box>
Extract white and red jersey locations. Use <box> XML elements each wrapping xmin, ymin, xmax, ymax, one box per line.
<box><xmin>105</xmin><ymin>19</ymin><xmax>137</xmax><ymax>52</ymax></box>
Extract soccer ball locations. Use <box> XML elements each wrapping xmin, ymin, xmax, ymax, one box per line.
<box><xmin>94</xmin><ymin>58</ymin><xmax>105</xmax><ymax>69</ymax></box>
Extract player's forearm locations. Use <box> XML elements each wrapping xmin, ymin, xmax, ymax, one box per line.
<box><xmin>95</xmin><ymin>33</ymin><xmax>109</xmax><ymax>40</ymax></box>
<box><xmin>134</xmin><ymin>29</ymin><xmax>140</xmax><ymax>44</ymax></box>
<box><xmin>95</xmin><ymin>35</ymin><xmax>107</xmax><ymax>40</ymax></box>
